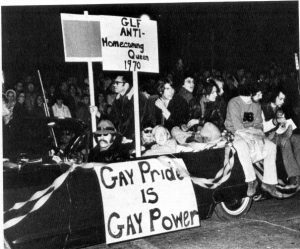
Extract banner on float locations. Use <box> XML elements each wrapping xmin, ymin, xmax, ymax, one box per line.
<box><xmin>99</xmin><ymin>15</ymin><xmax>159</xmax><ymax>73</ymax></box>
<box><xmin>61</xmin><ymin>14</ymin><xmax>102</xmax><ymax>62</ymax></box>
<box><xmin>94</xmin><ymin>158</ymin><xmax>200</xmax><ymax>244</ymax></box>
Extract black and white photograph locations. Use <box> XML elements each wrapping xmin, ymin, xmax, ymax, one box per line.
<box><xmin>1</xmin><ymin>1</ymin><xmax>300</xmax><ymax>248</ymax></box>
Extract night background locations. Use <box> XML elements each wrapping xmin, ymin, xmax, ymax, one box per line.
<box><xmin>1</xmin><ymin>1</ymin><xmax>299</xmax><ymax>87</ymax></box>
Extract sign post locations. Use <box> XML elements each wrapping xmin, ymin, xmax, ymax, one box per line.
<box><xmin>84</xmin><ymin>11</ymin><xmax>97</xmax><ymax>143</ymax></box>
<box><xmin>132</xmin><ymin>71</ymin><xmax>141</xmax><ymax>157</ymax></box>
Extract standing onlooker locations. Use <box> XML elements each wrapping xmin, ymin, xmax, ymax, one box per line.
<box><xmin>109</xmin><ymin>74</ymin><xmax>148</xmax><ymax>140</ymax></box>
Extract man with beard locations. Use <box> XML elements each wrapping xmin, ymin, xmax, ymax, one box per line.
<box><xmin>88</xmin><ymin>119</ymin><xmax>131</xmax><ymax>163</ymax></box>
<box><xmin>261</xmin><ymin>87</ymin><xmax>300</xmax><ymax>190</ymax></box>
<box><xmin>225</xmin><ymin>82</ymin><xmax>282</xmax><ymax>198</ymax></box>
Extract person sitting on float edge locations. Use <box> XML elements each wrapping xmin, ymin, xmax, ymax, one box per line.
<box><xmin>154</xmin><ymin>78</ymin><xmax>189</xmax><ymax>131</ymax></box>
<box><xmin>187</xmin><ymin>78</ymin><xmax>226</xmax><ymax>132</ymax></box>
<box><xmin>261</xmin><ymin>87</ymin><xmax>300</xmax><ymax>190</ymax></box>
<box><xmin>88</xmin><ymin>119</ymin><xmax>131</xmax><ymax>163</ymax></box>
<box><xmin>225</xmin><ymin>82</ymin><xmax>283</xmax><ymax>198</ymax></box>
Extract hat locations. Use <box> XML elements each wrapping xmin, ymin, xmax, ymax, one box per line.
<box><xmin>94</xmin><ymin>120</ymin><xmax>117</xmax><ymax>135</ymax></box>
<box><xmin>142</xmin><ymin>121</ymin><xmax>155</xmax><ymax>130</ymax></box>
<box><xmin>5</xmin><ymin>89</ymin><xmax>16</xmax><ymax>99</ymax></box>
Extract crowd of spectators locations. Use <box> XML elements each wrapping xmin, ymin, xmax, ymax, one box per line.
<box><xmin>3</xmin><ymin>59</ymin><xmax>300</xmax><ymax>197</ymax></box>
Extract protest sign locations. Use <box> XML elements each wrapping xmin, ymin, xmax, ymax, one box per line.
<box><xmin>95</xmin><ymin>158</ymin><xmax>200</xmax><ymax>244</ymax></box>
<box><xmin>99</xmin><ymin>15</ymin><xmax>159</xmax><ymax>73</ymax></box>
<box><xmin>61</xmin><ymin>13</ymin><xmax>102</xmax><ymax>62</ymax></box>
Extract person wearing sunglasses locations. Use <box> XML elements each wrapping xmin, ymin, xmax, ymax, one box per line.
<box><xmin>141</xmin><ymin>122</ymin><xmax>155</xmax><ymax>151</ymax></box>
<box><xmin>88</xmin><ymin>119</ymin><xmax>131</xmax><ymax>163</ymax></box>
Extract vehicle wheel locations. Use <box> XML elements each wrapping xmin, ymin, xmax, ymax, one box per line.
<box><xmin>214</xmin><ymin>197</ymin><xmax>252</xmax><ymax>221</ymax></box>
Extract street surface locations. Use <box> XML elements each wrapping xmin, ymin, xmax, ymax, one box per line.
<box><xmin>86</xmin><ymin>192</ymin><xmax>300</xmax><ymax>249</ymax></box>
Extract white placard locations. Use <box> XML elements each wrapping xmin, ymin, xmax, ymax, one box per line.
<box><xmin>99</xmin><ymin>15</ymin><xmax>159</xmax><ymax>73</ymax></box>
<box><xmin>95</xmin><ymin>158</ymin><xmax>200</xmax><ymax>244</ymax></box>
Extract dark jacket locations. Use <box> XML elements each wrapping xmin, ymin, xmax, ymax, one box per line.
<box><xmin>190</xmin><ymin>97</ymin><xmax>226</xmax><ymax>131</ymax></box>
<box><xmin>109</xmin><ymin>88</ymin><xmax>148</xmax><ymax>139</ymax></box>
<box><xmin>154</xmin><ymin>94</ymin><xmax>189</xmax><ymax>131</ymax></box>
<box><xmin>88</xmin><ymin>135</ymin><xmax>131</xmax><ymax>163</ymax></box>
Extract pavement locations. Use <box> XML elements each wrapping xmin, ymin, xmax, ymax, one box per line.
<box><xmin>85</xmin><ymin>192</ymin><xmax>300</xmax><ymax>249</ymax></box>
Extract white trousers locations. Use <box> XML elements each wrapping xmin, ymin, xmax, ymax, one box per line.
<box><xmin>233</xmin><ymin>138</ymin><xmax>278</xmax><ymax>185</ymax></box>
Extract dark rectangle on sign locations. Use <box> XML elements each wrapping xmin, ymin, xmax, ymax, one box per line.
<box><xmin>62</xmin><ymin>20</ymin><xmax>101</xmax><ymax>58</ymax></box>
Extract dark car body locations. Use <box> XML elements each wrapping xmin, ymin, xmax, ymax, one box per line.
<box><xmin>3</xmin><ymin>117</ymin><xmax>251</xmax><ymax>249</ymax></box>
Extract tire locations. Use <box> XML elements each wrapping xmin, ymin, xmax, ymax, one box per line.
<box><xmin>214</xmin><ymin>197</ymin><xmax>253</xmax><ymax>221</ymax></box>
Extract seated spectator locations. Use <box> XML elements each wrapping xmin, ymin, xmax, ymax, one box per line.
<box><xmin>46</xmin><ymin>84</ymin><xmax>57</xmax><ymax>108</ymax></box>
<box><xmin>154</xmin><ymin>79</ymin><xmax>189</xmax><ymax>131</ymax></box>
<box><xmin>178</xmin><ymin>74</ymin><xmax>195</xmax><ymax>105</ymax></box>
<box><xmin>4</xmin><ymin>89</ymin><xmax>16</xmax><ymax>125</ymax></box>
<box><xmin>5</xmin><ymin>89</ymin><xmax>16</xmax><ymax>111</ymax></box>
<box><xmin>67</xmin><ymin>84</ymin><xmax>80</xmax><ymax>117</ymax></box>
<box><xmin>2</xmin><ymin>94</ymin><xmax>12</xmax><ymax>125</ymax></box>
<box><xmin>143</xmin><ymin>125</ymin><xmax>193</xmax><ymax>156</ymax></box>
<box><xmin>225</xmin><ymin>82</ymin><xmax>283</xmax><ymax>198</ymax></box>
<box><xmin>24</xmin><ymin>82</ymin><xmax>37</xmax><ymax>116</ymax></box>
<box><xmin>14</xmin><ymin>81</ymin><xmax>24</xmax><ymax>96</ymax></box>
<box><xmin>88</xmin><ymin>119</ymin><xmax>131</xmax><ymax>163</ymax></box>
<box><xmin>97</xmin><ymin>92</ymin><xmax>110</xmax><ymax>119</ymax></box>
<box><xmin>52</xmin><ymin>94</ymin><xmax>72</xmax><ymax>118</ymax></box>
<box><xmin>34</xmin><ymin>95</ymin><xmax>46</xmax><ymax>117</ymax></box>
<box><xmin>11</xmin><ymin>92</ymin><xmax>27</xmax><ymax>125</ymax></box>
<box><xmin>261</xmin><ymin>87</ymin><xmax>300</xmax><ymax>190</ymax></box>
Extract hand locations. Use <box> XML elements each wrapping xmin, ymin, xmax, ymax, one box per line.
<box><xmin>275</xmin><ymin>109</ymin><xmax>286</xmax><ymax>124</ymax></box>
<box><xmin>187</xmin><ymin>119</ymin><xmax>199</xmax><ymax>128</ymax></box>
<box><xmin>122</xmin><ymin>137</ymin><xmax>133</xmax><ymax>144</ymax></box>
<box><xmin>142</xmin><ymin>91</ymin><xmax>150</xmax><ymax>99</ymax></box>
<box><xmin>277</xmin><ymin>116</ymin><xmax>287</xmax><ymax>125</ymax></box>
<box><xmin>155</xmin><ymin>99</ymin><xmax>166</xmax><ymax>111</ymax></box>
<box><xmin>89</xmin><ymin>105</ymin><xmax>101</xmax><ymax>118</ymax></box>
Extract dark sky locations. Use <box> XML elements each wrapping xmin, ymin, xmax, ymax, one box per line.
<box><xmin>1</xmin><ymin>1</ymin><xmax>299</xmax><ymax>86</ymax></box>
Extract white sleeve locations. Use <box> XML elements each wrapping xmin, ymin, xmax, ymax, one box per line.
<box><xmin>262</xmin><ymin>111</ymin><xmax>276</xmax><ymax>133</ymax></box>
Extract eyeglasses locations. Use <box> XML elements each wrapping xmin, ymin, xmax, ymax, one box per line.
<box><xmin>143</xmin><ymin>129</ymin><xmax>153</xmax><ymax>134</ymax></box>
<box><xmin>113</xmin><ymin>81</ymin><xmax>125</xmax><ymax>85</ymax></box>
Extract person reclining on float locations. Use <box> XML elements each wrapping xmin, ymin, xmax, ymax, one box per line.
<box><xmin>143</xmin><ymin>125</ymin><xmax>193</xmax><ymax>156</ymax></box>
<box><xmin>225</xmin><ymin>82</ymin><xmax>283</xmax><ymax>198</ymax></box>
